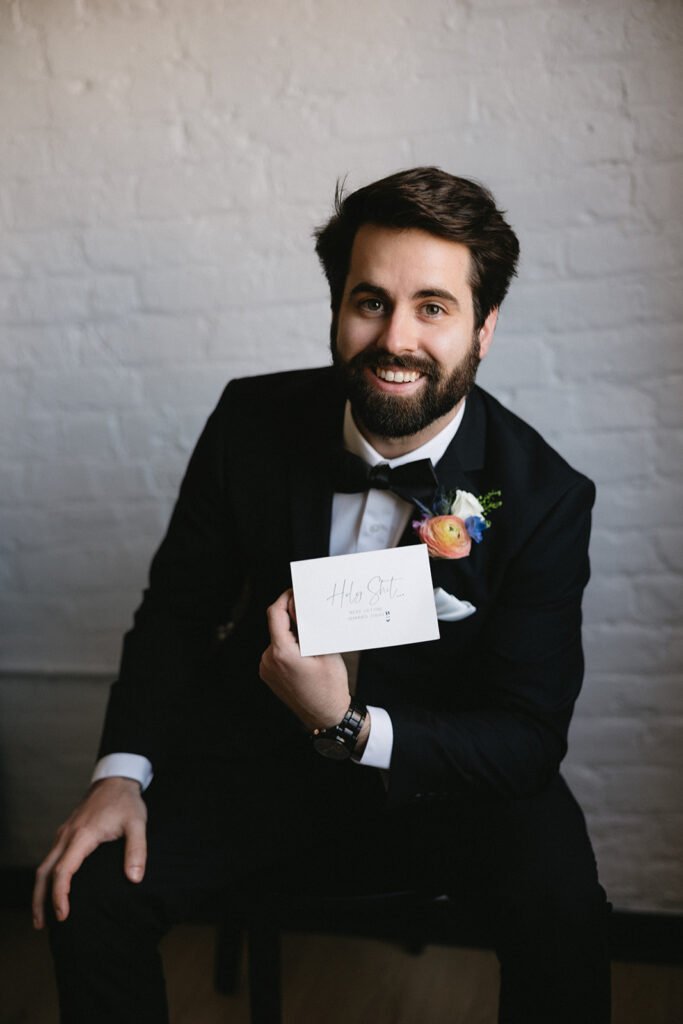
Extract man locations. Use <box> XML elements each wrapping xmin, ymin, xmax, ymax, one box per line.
<box><xmin>34</xmin><ymin>167</ymin><xmax>610</xmax><ymax>1022</ymax></box>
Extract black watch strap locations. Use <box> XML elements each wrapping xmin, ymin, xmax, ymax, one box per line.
<box><xmin>311</xmin><ymin>698</ymin><xmax>367</xmax><ymax>760</ymax></box>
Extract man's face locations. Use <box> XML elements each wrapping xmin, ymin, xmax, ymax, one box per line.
<box><xmin>331</xmin><ymin>224</ymin><xmax>496</xmax><ymax>448</ymax></box>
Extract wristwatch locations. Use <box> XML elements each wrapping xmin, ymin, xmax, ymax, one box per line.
<box><xmin>311</xmin><ymin>698</ymin><xmax>368</xmax><ymax>760</ymax></box>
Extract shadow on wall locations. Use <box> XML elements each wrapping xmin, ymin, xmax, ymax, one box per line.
<box><xmin>0</xmin><ymin>674</ymin><xmax>110</xmax><ymax>868</ymax></box>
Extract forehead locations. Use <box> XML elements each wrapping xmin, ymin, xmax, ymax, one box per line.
<box><xmin>346</xmin><ymin>224</ymin><xmax>474</xmax><ymax>297</ymax></box>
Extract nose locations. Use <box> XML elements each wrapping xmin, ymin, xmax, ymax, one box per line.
<box><xmin>377</xmin><ymin>307</ymin><xmax>418</xmax><ymax>355</ymax></box>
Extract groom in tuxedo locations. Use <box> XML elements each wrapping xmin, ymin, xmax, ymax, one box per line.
<box><xmin>34</xmin><ymin>167</ymin><xmax>610</xmax><ymax>1022</ymax></box>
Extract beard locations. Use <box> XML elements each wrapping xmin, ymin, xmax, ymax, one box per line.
<box><xmin>331</xmin><ymin>335</ymin><xmax>481</xmax><ymax>441</ymax></box>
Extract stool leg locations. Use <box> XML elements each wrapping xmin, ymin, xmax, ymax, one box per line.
<box><xmin>214</xmin><ymin>917</ymin><xmax>244</xmax><ymax>995</ymax></box>
<box><xmin>247</xmin><ymin>911</ymin><xmax>282</xmax><ymax>1024</ymax></box>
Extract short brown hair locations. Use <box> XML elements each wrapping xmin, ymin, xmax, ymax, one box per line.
<box><xmin>314</xmin><ymin>166</ymin><xmax>520</xmax><ymax>331</ymax></box>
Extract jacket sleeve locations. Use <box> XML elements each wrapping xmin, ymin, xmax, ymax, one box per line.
<box><xmin>97</xmin><ymin>384</ymin><xmax>246</xmax><ymax>769</ymax></box>
<box><xmin>387</xmin><ymin>475</ymin><xmax>595</xmax><ymax>806</ymax></box>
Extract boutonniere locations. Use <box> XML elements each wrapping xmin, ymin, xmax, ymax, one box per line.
<box><xmin>412</xmin><ymin>488</ymin><xmax>502</xmax><ymax>559</ymax></box>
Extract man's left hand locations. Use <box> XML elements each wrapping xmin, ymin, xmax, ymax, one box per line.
<box><xmin>260</xmin><ymin>589</ymin><xmax>351</xmax><ymax>731</ymax></box>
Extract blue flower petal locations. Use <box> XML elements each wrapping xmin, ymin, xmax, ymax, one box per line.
<box><xmin>465</xmin><ymin>515</ymin><xmax>487</xmax><ymax>543</ymax></box>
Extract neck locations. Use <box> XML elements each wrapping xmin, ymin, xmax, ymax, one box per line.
<box><xmin>352</xmin><ymin>399</ymin><xmax>464</xmax><ymax>459</ymax></box>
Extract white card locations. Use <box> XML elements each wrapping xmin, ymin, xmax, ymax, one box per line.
<box><xmin>290</xmin><ymin>545</ymin><xmax>439</xmax><ymax>657</ymax></box>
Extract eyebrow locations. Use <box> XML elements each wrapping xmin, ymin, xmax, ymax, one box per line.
<box><xmin>348</xmin><ymin>282</ymin><xmax>390</xmax><ymax>301</ymax></box>
<box><xmin>348</xmin><ymin>282</ymin><xmax>460</xmax><ymax>307</ymax></box>
<box><xmin>414</xmin><ymin>287</ymin><xmax>459</xmax><ymax>306</ymax></box>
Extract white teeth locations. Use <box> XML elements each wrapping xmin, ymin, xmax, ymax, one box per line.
<box><xmin>376</xmin><ymin>368</ymin><xmax>421</xmax><ymax>383</ymax></box>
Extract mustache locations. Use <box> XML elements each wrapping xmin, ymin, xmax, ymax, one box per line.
<box><xmin>346</xmin><ymin>349</ymin><xmax>438</xmax><ymax>377</ymax></box>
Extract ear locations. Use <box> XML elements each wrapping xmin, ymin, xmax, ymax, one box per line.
<box><xmin>477</xmin><ymin>307</ymin><xmax>498</xmax><ymax>360</ymax></box>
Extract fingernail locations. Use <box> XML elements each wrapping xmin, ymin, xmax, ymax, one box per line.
<box><xmin>129</xmin><ymin>867</ymin><xmax>142</xmax><ymax>882</ymax></box>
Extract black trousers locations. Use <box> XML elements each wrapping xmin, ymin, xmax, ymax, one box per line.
<box><xmin>47</xmin><ymin>750</ymin><xmax>611</xmax><ymax>1023</ymax></box>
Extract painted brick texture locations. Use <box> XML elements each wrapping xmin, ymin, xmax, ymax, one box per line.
<box><xmin>1</xmin><ymin>0</ymin><xmax>681</xmax><ymax>912</ymax></box>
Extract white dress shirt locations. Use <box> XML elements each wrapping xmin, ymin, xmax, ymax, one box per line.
<box><xmin>93</xmin><ymin>399</ymin><xmax>466</xmax><ymax>789</ymax></box>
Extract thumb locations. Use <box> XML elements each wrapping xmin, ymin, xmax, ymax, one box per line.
<box><xmin>267</xmin><ymin>589</ymin><xmax>297</xmax><ymax>646</ymax></box>
<box><xmin>123</xmin><ymin>818</ymin><xmax>147</xmax><ymax>884</ymax></box>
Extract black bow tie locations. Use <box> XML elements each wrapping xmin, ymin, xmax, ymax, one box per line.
<box><xmin>333</xmin><ymin>449</ymin><xmax>438</xmax><ymax>506</ymax></box>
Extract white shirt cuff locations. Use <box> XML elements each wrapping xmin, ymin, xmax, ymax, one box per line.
<box><xmin>357</xmin><ymin>705</ymin><xmax>393</xmax><ymax>770</ymax></box>
<box><xmin>92</xmin><ymin>753</ymin><xmax>154</xmax><ymax>792</ymax></box>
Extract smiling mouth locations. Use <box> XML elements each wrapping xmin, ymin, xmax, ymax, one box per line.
<box><xmin>374</xmin><ymin>367</ymin><xmax>423</xmax><ymax>384</ymax></box>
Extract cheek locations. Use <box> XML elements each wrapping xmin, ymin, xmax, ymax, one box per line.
<box><xmin>428</xmin><ymin>328</ymin><xmax>474</xmax><ymax>368</ymax></box>
<box><xmin>336</xmin><ymin>316</ymin><xmax>373</xmax><ymax>359</ymax></box>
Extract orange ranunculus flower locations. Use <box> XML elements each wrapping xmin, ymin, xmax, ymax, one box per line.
<box><xmin>417</xmin><ymin>515</ymin><xmax>472</xmax><ymax>559</ymax></box>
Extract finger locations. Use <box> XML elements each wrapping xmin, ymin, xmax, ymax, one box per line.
<box><xmin>32</xmin><ymin>842</ymin><xmax>66</xmax><ymax>929</ymax></box>
<box><xmin>123</xmin><ymin>818</ymin><xmax>147</xmax><ymax>883</ymax></box>
<box><xmin>50</xmin><ymin>832</ymin><xmax>100</xmax><ymax>923</ymax></box>
<box><xmin>286</xmin><ymin>590</ymin><xmax>297</xmax><ymax>625</ymax></box>
<box><xmin>266</xmin><ymin>590</ymin><xmax>298</xmax><ymax>647</ymax></box>
<box><xmin>267</xmin><ymin>589</ymin><xmax>292</xmax><ymax>620</ymax></box>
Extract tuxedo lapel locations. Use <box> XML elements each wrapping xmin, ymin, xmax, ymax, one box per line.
<box><xmin>435</xmin><ymin>389</ymin><xmax>495</xmax><ymax>600</ymax></box>
<box><xmin>288</xmin><ymin>375</ymin><xmax>346</xmax><ymax>562</ymax></box>
<box><xmin>288</xmin><ymin>459</ymin><xmax>333</xmax><ymax>561</ymax></box>
<box><xmin>396</xmin><ymin>388</ymin><xmax>490</xmax><ymax>597</ymax></box>
<box><xmin>396</xmin><ymin>388</ymin><xmax>488</xmax><ymax>545</ymax></box>
<box><xmin>432</xmin><ymin>387</ymin><xmax>487</xmax><ymax>490</ymax></box>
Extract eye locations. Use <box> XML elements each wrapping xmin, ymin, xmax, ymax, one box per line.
<box><xmin>421</xmin><ymin>302</ymin><xmax>445</xmax><ymax>317</ymax></box>
<box><xmin>359</xmin><ymin>297</ymin><xmax>384</xmax><ymax>314</ymax></box>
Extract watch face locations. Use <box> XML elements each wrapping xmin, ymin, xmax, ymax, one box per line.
<box><xmin>312</xmin><ymin>735</ymin><xmax>351</xmax><ymax>760</ymax></box>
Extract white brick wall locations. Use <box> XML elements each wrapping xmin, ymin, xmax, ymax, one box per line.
<box><xmin>1</xmin><ymin>0</ymin><xmax>681</xmax><ymax>912</ymax></box>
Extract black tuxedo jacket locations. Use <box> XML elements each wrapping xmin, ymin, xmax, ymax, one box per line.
<box><xmin>99</xmin><ymin>367</ymin><xmax>595</xmax><ymax>809</ymax></box>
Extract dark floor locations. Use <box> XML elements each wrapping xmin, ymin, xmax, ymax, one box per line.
<box><xmin>3</xmin><ymin>908</ymin><xmax>682</xmax><ymax>1023</ymax></box>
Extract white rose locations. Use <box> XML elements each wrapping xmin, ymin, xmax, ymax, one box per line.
<box><xmin>449</xmin><ymin>489</ymin><xmax>483</xmax><ymax>521</ymax></box>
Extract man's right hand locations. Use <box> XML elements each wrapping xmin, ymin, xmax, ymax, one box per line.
<box><xmin>32</xmin><ymin>776</ymin><xmax>148</xmax><ymax>930</ymax></box>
